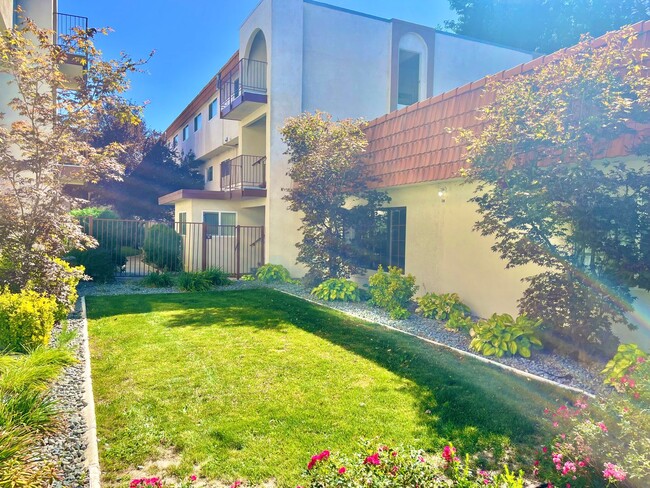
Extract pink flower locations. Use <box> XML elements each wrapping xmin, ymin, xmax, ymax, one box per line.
<box><xmin>578</xmin><ymin>461</ymin><xmax>586</xmax><ymax>467</ymax></box>
<box><xmin>390</xmin><ymin>465</ymin><xmax>399</xmax><ymax>476</ymax></box>
<box><xmin>391</xmin><ymin>451</ymin><xmax>398</xmax><ymax>457</ymax></box>
<box><xmin>553</xmin><ymin>422</ymin><xmax>559</xmax><ymax>428</ymax></box>
<box><xmin>597</xmin><ymin>422</ymin><xmax>608</xmax><ymax>432</ymax></box>
<box><xmin>603</xmin><ymin>463</ymin><xmax>627</xmax><ymax>481</ymax></box>
<box><xmin>562</xmin><ymin>461</ymin><xmax>576</xmax><ymax>475</ymax></box>
<box><xmin>442</xmin><ymin>445</ymin><xmax>456</xmax><ymax>463</ymax></box>
<box><xmin>418</xmin><ymin>455</ymin><xmax>425</xmax><ymax>463</ymax></box>
<box><xmin>190</xmin><ymin>475</ymin><xmax>197</xmax><ymax>482</ymax></box>
<box><xmin>363</xmin><ymin>453</ymin><xmax>381</xmax><ymax>465</ymax></box>
<box><xmin>307</xmin><ymin>450</ymin><xmax>330</xmax><ymax>470</ymax></box>
<box><xmin>230</xmin><ymin>482</ymin><xmax>242</xmax><ymax>488</ymax></box>
<box><xmin>542</xmin><ymin>446</ymin><xmax>548</xmax><ymax>453</ymax></box>
<box><xmin>534</xmin><ymin>460</ymin><xmax>540</xmax><ymax>466</ymax></box>
<box><xmin>338</xmin><ymin>466</ymin><xmax>346</xmax><ymax>474</ymax></box>
<box><xmin>637</xmin><ymin>356</ymin><xmax>646</xmax><ymax>363</ymax></box>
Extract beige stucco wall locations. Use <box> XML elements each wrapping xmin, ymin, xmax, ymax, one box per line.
<box><xmin>0</xmin><ymin>0</ymin><xmax>12</xmax><ymax>31</ymax></box>
<box><xmin>382</xmin><ymin>180</ymin><xmax>536</xmax><ymax>317</ymax></box>
<box><xmin>382</xmin><ymin>179</ymin><xmax>650</xmax><ymax>350</ymax></box>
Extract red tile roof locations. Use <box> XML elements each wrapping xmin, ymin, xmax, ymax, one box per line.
<box><xmin>364</xmin><ymin>21</ymin><xmax>650</xmax><ymax>189</ymax></box>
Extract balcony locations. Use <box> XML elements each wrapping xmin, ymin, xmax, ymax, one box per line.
<box><xmin>219</xmin><ymin>59</ymin><xmax>267</xmax><ymax>120</ymax></box>
<box><xmin>158</xmin><ymin>155</ymin><xmax>266</xmax><ymax>205</ymax></box>
<box><xmin>220</xmin><ymin>155</ymin><xmax>266</xmax><ymax>198</ymax></box>
<box><xmin>54</xmin><ymin>12</ymin><xmax>89</xmax><ymax>87</ymax></box>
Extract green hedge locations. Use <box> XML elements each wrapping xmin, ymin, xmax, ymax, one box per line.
<box><xmin>143</xmin><ymin>224</ymin><xmax>183</xmax><ymax>272</ymax></box>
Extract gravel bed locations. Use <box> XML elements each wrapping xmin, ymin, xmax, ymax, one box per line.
<box><xmin>78</xmin><ymin>276</ymin><xmax>259</xmax><ymax>296</ymax></box>
<box><xmin>43</xmin><ymin>301</ymin><xmax>89</xmax><ymax>488</ymax></box>
<box><xmin>264</xmin><ymin>282</ymin><xmax>608</xmax><ymax>397</ymax></box>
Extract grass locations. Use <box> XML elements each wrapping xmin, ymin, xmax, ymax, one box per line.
<box><xmin>86</xmin><ymin>289</ymin><xmax>573</xmax><ymax>487</ymax></box>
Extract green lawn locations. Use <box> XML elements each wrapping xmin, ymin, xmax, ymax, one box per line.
<box><xmin>87</xmin><ymin>289</ymin><xmax>572</xmax><ymax>486</ymax></box>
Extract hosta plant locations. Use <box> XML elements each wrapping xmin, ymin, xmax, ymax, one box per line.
<box><xmin>255</xmin><ymin>264</ymin><xmax>293</xmax><ymax>283</ymax></box>
<box><xmin>311</xmin><ymin>278</ymin><xmax>361</xmax><ymax>302</ymax></box>
<box><xmin>469</xmin><ymin>313</ymin><xmax>542</xmax><ymax>358</ymax></box>
<box><xmin>601</xmin><ymin>343</ymin><xmax>647</xmax><ymax>386</ymax></box>
<box><xmin>416</xmin><ymin>292</ymin><xmax>470</xmax><ymax>321</ymax></box>
<box><xmin>447</xmin><ymin>310</ymin><xmax>474</xmax><ymax>332</ymax></box>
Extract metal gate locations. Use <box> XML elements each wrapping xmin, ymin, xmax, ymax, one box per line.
<box><xmin>81</xmin><ymin>217</ymin><xmax>264</xmax><ymax>278</ymax></box>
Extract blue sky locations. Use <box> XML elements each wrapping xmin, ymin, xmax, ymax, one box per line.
<box><xmin>58</xmin><ymin>1</ymin><xmax>455</xmax><ymax>132</ymax></box>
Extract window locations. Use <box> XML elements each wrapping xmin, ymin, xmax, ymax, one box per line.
<box><xmin>206</xmin><ymin>166</ymin><xmax>213</xmax><ymax>182</ymax></box>
<box><xmin>182</xmin><ymin>125</ymin><xmax>189</xmax><ymax>141</ymax></box>
<box><xmin>398</xmin><ymin>50</ymin><xmax>420</xmax><ymax>106</ymax></box>
<box><xmin>208</xmin><ymin>99</ymin><xmax>218</xmax><ymax>119</ymax></box>
<box><xmin>177</xmin><ymin>212</ymin><xmax>187</xmax><ymax>236</ymax></box>
<box><xmin>354</xmin><ymin>207</ymin><xmax>407</xmax><ymax>270</ymax></box>
<box><xmin>203</xmin><ymin>211</ymin><xmax>237</xmax><ymax>237</ymax></box>
<box><xmin>194</xmin><ymin>113</ymin><xmax>202</xmax><ymax>132</ymax></box>
<box><xmin>172</xmin><ymin>135</ymin><xmax>178</xmax><ymax>147</ymax></box>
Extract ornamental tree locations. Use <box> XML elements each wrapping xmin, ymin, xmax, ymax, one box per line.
<box><xmin>0</xmin><ymin>14</ymin><xmax>148</xmax><ymax>310</ymax></box>
<box><xmin>281</xmin><ymin>111</ymin><xmax>390</xmax><ymax>280</ymax></box>
<box><xmin>458</xmin><ymin>27</ymin><xmax>650</xmax><ymax>359</ymax></box>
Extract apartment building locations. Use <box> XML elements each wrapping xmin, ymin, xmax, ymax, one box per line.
<box><xmin>160</xmin><ymin>0</ymin><xmax>535</xmax><ymax>277</ymax></box>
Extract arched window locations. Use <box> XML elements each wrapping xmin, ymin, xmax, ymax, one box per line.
<box><xmin>398</xmin><ymin>33</ymin><xmax>427</xmax><ymax>107</ymax></box>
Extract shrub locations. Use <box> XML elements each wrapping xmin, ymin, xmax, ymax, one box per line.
<box><xmin>311</xmin><ymin>279</ymin><xmax>361</xmax><ymax>302</ymax></box>
<box><xmin>601</xmin><ymin>343</ymin><xmax>647</xmax><ymax>387</ymax></box>
<box><xmin>447</xmin><ymin>310</ymin><xmax>474</xmax><ymax>332</ymax></box>
<box><xmin>302</xmin><ymin>269</ymin><xmax>326</xmax><ymax>289</ymax></box>
<box><xmin>303</xmin><ymin>441</ymin><xmax>525</xmax><ymax>487</ymax></box>
<box><xmin>368</xmin><ymin>266</ymin><xmax>418</xmax><ymax>319</ymax></box>
<box><xmin>0</xmin><ymin>289</ymin><xmax>59</xmax><ymax>352</ymax></box>
<box><xmin>140</xmin><ymin>272</ymin><xmax>175</xmax><ymax>288</ymax></box>
<box><xmin>120</xmin><ymin>246</ymin><xmax>141</xmax><ymax>257</ymax></box>
<box><xmin>70</xmin><ymin>206</ymin><xmax>120</xmax><ymax>220</ymax></box>
<box><xmin>255</xmin><ymin>264</ymin><xmax>293</xmax><ymax>283</ymax></box>
<box><xmin>416</xmin><ymin>292</ymin><xmax>470</xmax><ymax>321</ymax></box>
<box><xmin>66</xmin><ymin>248</ymin><xmax>124</xmax><ymax>283</ymax></box>
<box><xmin>469</xmin><ymin>313</ymin><xmax>543</xmax><ymax>358</ymax></box>
<box><xmin>143</xmin><ymin>224</ymin><xmax>183</xmax><ymax>272</ymax></box>
<box><xmin>177</xmin><ymin>272</ymin><xmax>211</xmax><ymax>292</ymax></box>
<box><xmin>33</xmin><ymin>257</ymin><xmax>83</xmax><ymax>320</ymax></box>
<box><xmin>537</xmin><ymin>364</ymin><xmax>650</xmax><ymax>488</ymax></box>
<box><xmin>203</xmin><ymin>268</ymin><xmax>231</xmax><ymax>287</ymax></box>
<box><xmin>240</xmin><ymin>274</ymin><xmax>256</xmax><ymax>282</ymax></box>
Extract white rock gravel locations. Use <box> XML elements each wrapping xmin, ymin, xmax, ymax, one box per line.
<box><xmin>43</xmin><ymin>301</ymin><xmax>90</xmax><ymax>488</ymax></box>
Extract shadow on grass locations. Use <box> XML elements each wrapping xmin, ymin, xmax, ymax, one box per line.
<box><xmin>86</xmin><ymin>289</ymin><xmax>572</xmax><ymax>456</ymax></box>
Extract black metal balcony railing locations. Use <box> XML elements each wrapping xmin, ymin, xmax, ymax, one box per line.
<box><xmin>54</xmin><ymin>12</ymin><xmax>89</xmax><ymax>55</ymax></box>
<box><xmin>220</xmin><ymin>155</ymin><xmax>266</xmax><ymax>193</ymax></box>
<box><xmin>219</xmin><ymin>59</ymin><xmax>267</xmax><ymax>115</ymax></box>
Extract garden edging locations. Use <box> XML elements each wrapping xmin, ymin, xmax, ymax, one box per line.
<box><xmin>271</xmin><ymin>287</ymin><xmax>596</xmax><ymax>399</ymax></box>
<box><xmin>80</xmin><ymin>296</ymin><xmax>102</xmax><ymax>488</ymax></box>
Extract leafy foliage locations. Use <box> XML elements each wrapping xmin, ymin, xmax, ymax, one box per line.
<box><xmin>0</xmin><ymin>289</ymin><xmax>59</xmax><ymax>353</ymax></box>
<box><xmin>255</xmin><ymin>264</ymin><xmax>293</xmax><ymax>284</ymax></box>
<box><xmin>447</xmin><ymin>310</ymin><xmax>475</xmax><ymax>332</ymax></box>
<box><xmin>0</xmin><ymin>15</ymin><xmax>146</xmax><ymax>314</ymax></box>
<box><xmin>444</xmin><ymin>0</ymin><xmax>649</xmax><ymax>54</ymax></box>
<box><xmin>415</xmin><ymin>292</ymin><xmax>470</xmax><ymax>321</ymax></box>
<box><xmin>140</xmin><ymin>272</ymin><xmax>176</xmax><ymax>288</ymax></box>
<box><xmin>66</xmin><ymin>248</ymin><xmax>124</xmax><ymax>283</ymax></box>
<box><xmin>0</xmin><ymin>347</ymin><xmax>75</xmax><ymax>486</ymax></box>
<box><xmin>458</xmin><ymin>27</ymin><xmax>650</xmax><ymax>358</ymax></box>
<box><xmin>368</xmin><ymin>266</ymin><xmax>418</xmax><ymax>319</ymax></box>
<box><xmin>311</xmin><ymin>279</ymin><xmax>361</xmax><ymax>302</ymax></box>
<box><xmin>177</xmin><ymin>272</ymin><xmax>212</xmax><ymax>292</ymax></box>
<box><xmin>281</xmin><ymin>112</ymin><xmax>390</xmax><ymax>279</ymax></box>
<box><xmin>470</xmin><ymin>314</ymin><xmax>543</xmax><ymax>358</ymax></box>
<box><xmin>303</xmin><ymin>441</ymin><xmax>525</xmax><ymax>487</ymax></box>
<box><xmin>601</xmin><ymin>343</ymin><xmax>647</xmax><ymax>386</ymax></box>
<box><xmin>202</xmin><ymin>268</ymin><xmax>231</xmax><ymax>287</ymax></box>
<box><xmin>143</xmin><ymin>224</ymin><xmax>182</xmax><ymax>272</ymax></box>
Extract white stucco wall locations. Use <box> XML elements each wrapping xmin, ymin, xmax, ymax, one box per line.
<box><xmin>301</xmin><ymin>2</ymin><xmax>392</xmax><ymax>120</ymax></box>
<box><xmin>432</xmin><ymin>32</ymin><xmax>534</xmax><ymax>96</ymax></box>
<box><xmin>0</xmin><ymin>0</ymin><xmax>12</xmax><ymax>30</ymax></box>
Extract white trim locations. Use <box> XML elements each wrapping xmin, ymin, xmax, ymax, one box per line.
<box><xmin>202</xmin><ymin>210</ymin><xmax>238</xmax><ymax>237</ymax></box>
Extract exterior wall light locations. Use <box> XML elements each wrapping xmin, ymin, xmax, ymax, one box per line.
<box><xmin>437</xmin><ymin>186</ymin><xmax>447</xmax><ymax>202</ymax></box>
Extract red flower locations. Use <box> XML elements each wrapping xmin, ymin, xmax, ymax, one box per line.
<box><xmin>442</xmin><ymin>445</ymin><xmax>456</xmax><ymax>463</ymax></box>
<box><xmin>190</xmin><ymin>475</ymin><xmax>197</xmax><ymax>482</ymax></box>
<box><xmin>338</xmin><ymin>466</ymin><xmax>346</xmax><ymax>474</ymax></box>
<box><xmin>363</xmin><ymin>453</ymin><xmax>381</xmax><ymax>465</ymax></box>
<box><xmin>230</xmin><ymin>481</ymin><xmax>242</xmax><ymax>488</ymax></box>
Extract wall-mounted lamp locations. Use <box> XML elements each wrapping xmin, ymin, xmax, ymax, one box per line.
<box><xmin>437</xmin><ymin>186</ymin><xmax>448</xmax><ymax>203</ymax></box>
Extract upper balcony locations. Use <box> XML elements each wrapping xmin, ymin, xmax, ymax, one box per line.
<box><xmin>54</xmin><ymin>12</ymin><xmax>89</xmax><ymax>87</ymax></box>
<box><xmin>219</xmin><ymin>58</ymin><xmax>267</xmax><ymax>120</ymax></box>
<box><xmin>159</xmin><ymin>155</ymin><xmax>266</xmax><ymax>206</ymax></box>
